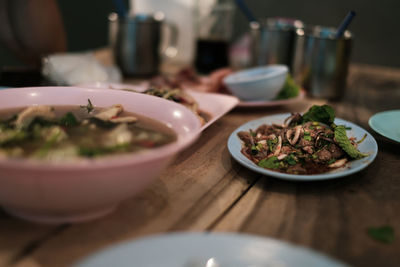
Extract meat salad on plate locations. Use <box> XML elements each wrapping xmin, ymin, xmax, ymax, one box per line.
<box><xmin>237</xmin><ymin>105</ymin><xmax>368</xmax><ymax>175</ymax></box>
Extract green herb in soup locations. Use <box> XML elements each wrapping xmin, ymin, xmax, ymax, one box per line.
<box><xmin>0</xmin><ymin>101</ymin><xmax>176</xmax><ymax>161</ymax></box>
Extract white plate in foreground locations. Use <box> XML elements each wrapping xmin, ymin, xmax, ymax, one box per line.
<box><xmin>78</xmin><ymin>82</ymin><xmax>239</xmax><ymax>132</ymax></box>
<box><xmin>228</xmin><ymin>114</ymin><xmax>378</xmax><ymax>181</ymax></box>
<box><xmin>74</xmin><ymin>232</ymin><xmax>347</xmax><ymax>267</ymax></box>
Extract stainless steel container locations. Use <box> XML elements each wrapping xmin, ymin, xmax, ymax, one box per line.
<box><xmin>113</xmin><ymin>13</ymin><xmax>178</xmax><ymax>77</ymax></box>
<box><xmin>250</xmin><ymin>18</ymin><xmax>303</xmax><ymax>69</ymax></box>
<box><xmin>292</xmin><ymin>26</ymin><xmax>353</xmax><ymax>99</ymax></box>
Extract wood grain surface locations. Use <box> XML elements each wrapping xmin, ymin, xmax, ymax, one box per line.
<box><xmin>0</xmin><ymin>64</ymin><xmax>399</xmax><ymax>267</ymax></box>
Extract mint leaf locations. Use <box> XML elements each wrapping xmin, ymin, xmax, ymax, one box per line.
<box><xmin>334</xmin><ymin>126</ymin><xmax>368</xmax><ymax>159</ymax></box>
<box><xmin>367</xmin><ymin>226</ymin><xmax>394</xmax><ymax>244</ymax></box>
<box><xmin>258</xmin><ymin>156</ymin><xmax>280</xmax><ymax>169</ymax></box>
<box><xmin>302</xmin><ymin>105</ymin><xmax>335</xmax><ymax>125</ymax></box>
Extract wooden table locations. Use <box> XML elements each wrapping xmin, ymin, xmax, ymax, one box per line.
<box><xmin>1</xmin><ymin>64</ymin><xmax>399</xmax><ymax>267</ymax></box>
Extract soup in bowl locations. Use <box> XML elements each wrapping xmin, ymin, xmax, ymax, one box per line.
<box><xmin>0</xmin><ymin>87</ymin><xmax>201</xmax><ymax>223</ymax></box>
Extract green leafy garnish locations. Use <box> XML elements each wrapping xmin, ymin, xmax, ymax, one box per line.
<box><xmin>258</xmin><ymin>156</ymin><xmax>280</xmax><ymax>169</ymax></box>
<box><xmin>275</xmin><ymin>74</ymin><xmax>300</xmax><ymax>100</ymax></box>
<box><xmin>357</xmin><ymin>133</ymin><xmax>367</xmax><ymax>144</ymax></box>
<box><xmin>26</xmin><ymin>117</ymin><xmax>57</xmax><ymax>131</ymax></box>
<box><xmin>267</xmin><ymin>138</ymin><xmax>277</xmax><ymax>152</ymax></box>
<box><xmin>59</xmin><ymin>112</ymin><xmax>79</xmax><ymax>127</ymax></box>
<box><xmin>327</xmin><ymin>158</ymin><xmax>336</xmax><ymax>165</ymax></box>
<box><xmin>0</xmin><ymin>129</ymin><xmax>28</xmax><ymax>146</ymax></box>
<box><xmin>367</xmin><ymin>226</ymin><xmax>395</xmax><ymax>244</ymax></box>
<box><xmin>285</xmin><ymin>154</ymin><xmax>297</xmax><ymax>165</ymax></box>
<box><xmin>34</xmin><ymin>127</ymin><xmax>65</xmax><ymax>158</ymax></box>
<box><xmin>251</xmin><ymin>142</ymin><xmax>264</xmax><ymax>155</ymax></box>
<box><xmin>88</xmin><ymin>117</ymin><xmax>117</xmax><ymax>129</ymax></box>
<box><xmin>302</xmin><ymin>105</ymin><xmax>335</xmax><ymax>125</ymax></box>
<box><xmin>78</xmin><ymin>143</ymin><xmax>131</xmax><ymax>158</ymax></box>
<box><xmin>81</xmin><ymin>99</ymin><xmax>94</xmax><ymax>113</ymax></box>
<box><xmin>251</xmin><ymin>145</ymin><xmax>258</xmax><ymax>155</ymax></box>
<box><xmin>0</xmin><ymin>114</ymin><xmax>17</xmax><ymax>129</ymax></box>
<box><xmin>334</xmin><ymin>126</ymin><xmax>368</xmax><ymax>159</ymax></box>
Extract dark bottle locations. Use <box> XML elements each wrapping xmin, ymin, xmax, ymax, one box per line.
<box><xmin>194</xmin><ymin>39</ymin><xmax>229</xmax><ymax>74</ymax></box>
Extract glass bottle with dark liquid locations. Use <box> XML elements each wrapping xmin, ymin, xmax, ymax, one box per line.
<box><xmin>194</xmin><ymin>0</ymin><xmax>234</xmax><ymax>74</ymax></box>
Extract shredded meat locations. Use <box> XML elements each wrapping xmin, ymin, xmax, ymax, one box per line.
<box><xmin>237</xmin><ymin>131</ymin><xmax>254</xmax><ymax>145</ymax></box>
<box><xmin>316</xmin><ymin>149</ymin><xmax>333</xmax><ymax>162</ymax></box>
<box><xmin>328</xmin><ymin>143</ymin><xmax>344</xmax><ymax>158</ymax></box>
<box><xmin>255</xmin><ymin>124</ymin><xmax>276</xmax><ymax>136</ymax></box>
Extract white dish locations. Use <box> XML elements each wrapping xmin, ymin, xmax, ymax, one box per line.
<box><xmin>223</xmin><ymin>65</ymin><xmax>288</xmax><ymax>101</ymax></box>
<box><xmin>227</xmin><ymin>114</ymin><xmax>378</xmax><ymax>181</ymax></box>
<box><xmin>237</xmin><ymin>90</ymin><xmax>305</xmax><ymax>108</ymax></box>
<box><xmin>74</xmin><ymin>232</ymin><xmax>347</xmax><ymax>267</ymax></box>
<box><xmin>78</xmin><ymin>82</ymin><xmax>239</xmax><ymax>132</ymax></box>
<box><xmin>368</xmin><ymin>110</ymin><xmax>400</xmax><ymax>143</ymax></box>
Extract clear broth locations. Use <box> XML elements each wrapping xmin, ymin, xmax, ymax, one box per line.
<box><xmin>0</xmin><ymin>105</ymin><xmax>177</xmax><ymax>159</ymax></box>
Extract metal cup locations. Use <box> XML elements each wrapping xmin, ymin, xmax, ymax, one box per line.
<box><xmin>292</xmin><ymin>26</ymin><xmax>353</xmax><ymax>99</ymax></box>
<box><xmin>250</xmin><ymin>18</ymin><xmax>304</xmax><ymax>69</ymax></box>
<box><xmin>111</xmin><ymin>13</ymin><xmax>178</xmax><ymax>77</ymax></box>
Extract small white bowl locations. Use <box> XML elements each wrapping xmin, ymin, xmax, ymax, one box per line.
<box><xmin>223</xmin><ymin>65</ymin><xmax>288</xmax><ymax>101</ymax></box>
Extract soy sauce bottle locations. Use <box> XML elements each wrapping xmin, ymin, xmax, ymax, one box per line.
<box><xmin>194</xmin><ymin>0</ymin><xmax>234</xmax><ymax>74</ymax></box>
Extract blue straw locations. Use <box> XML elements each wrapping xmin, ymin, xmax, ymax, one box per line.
<box><xmin>234</xmin><ymin>0</ymin><xmax>258</xmax><ymax>23</ymax></box>
<box><xmin>335</xmin><ymin>11</ymin><xmax>356</xmax><ymax>38</ymax></box>
<box><xmin>112</xmin><ymin>0</ymin><xmax>128</xmax><ymax>18</ymax></box>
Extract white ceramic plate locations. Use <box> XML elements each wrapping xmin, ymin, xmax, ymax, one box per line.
<box><xmin>237</xmin><ymin>90</ymin><xmax>305</xmax><ymax>108</ymax></box>
<box><xmin>228</xmin><ymin>114</ymin><xmax>378</xmax><ymax>181</ymax></box>
<box><xmin>74</xmin><ymin>232</ymin><xmax>347</xmax><ymax>267</ymax></box>
<box><xmin>368</xmin><ymin>110</ymin><xmax>400</xmax><ymax>143</ymax></box>
<box><xmin>78</xmin><ymin>82</ymin><xmax>239</xmax><ymax>132</ymax></box>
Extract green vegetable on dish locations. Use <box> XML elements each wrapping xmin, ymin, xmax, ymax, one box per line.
<box><xmin>302</xmin><ymin>105</ymin><xmax>335</xmax><ymax>125</ymax></box>
<box><xmin>0</xmin><ymin>129</ymin><xmax>28</xmax><ymax>146</ymax></box>
<box><xmin>285</xmin><ymin>154</ymin><xmax>297</xmax><ymax>165</ymax></box>
<box><xmin>59</xmin><ymin>112</ymin><xmax>79</xmax><ymax>127</ymax></box>
<box><xmin>78</xmin><ymin>143</ymin><xmax>131</xmax><ymax>158</ymax></box>
<box><xmin>34</xmin><ymin>127</ymin><xmax>65</xmax><ymax>158</ymax></box>
<box><xmin>275</xmin><ymin>74</ymin><xmax>300</xmax><ymax>100</ymax></box>
<box><xmin>334</xmin><ymin>125</ymin><xmax>368</xmax><ymax>159</ymax></box>
<box><xmin>267</xmin><ymin>138</ymin><xmax>277</xmax><ymax>152</ymax></box>
<box><xmin>367</xmin><ymin>226</ymin><xmax>395</xmax><ymax>244</ymax></box>
<box><xmin>258</xmin><ymin>156</ymin><xmax>280</xmax><ymax>169</ymax></box>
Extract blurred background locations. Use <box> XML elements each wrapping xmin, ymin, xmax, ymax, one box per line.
<box><xmin>0</xmin><ymin>0</ymin><xmax>399</xmax><ymax>68</ymax></box>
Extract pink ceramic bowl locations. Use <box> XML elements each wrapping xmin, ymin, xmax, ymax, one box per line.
<box><xmin>0</xmin><ymin>87</ymin><xmax>201</xmax><ymax>223</ymax></box>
